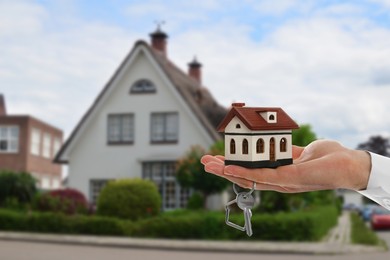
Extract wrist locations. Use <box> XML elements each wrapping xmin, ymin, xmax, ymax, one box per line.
<box><xmin>351</xmin><ymin>150</ymin><xmax>371</xmax><ymax>191</ymax></box>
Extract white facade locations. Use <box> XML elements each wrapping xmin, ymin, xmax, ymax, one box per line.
<box><xmin>62</xmin><ymin>46</ymin><xmax>220</xmax><ymax>208</ymax></box>
<box><xmin>224</xmin><ymin>116</ymin><xmax>292</xmax><ymax>163</ymax></box>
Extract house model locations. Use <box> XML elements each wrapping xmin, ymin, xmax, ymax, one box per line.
<box><xmin>217</xmin><ymin>103</ymin><xmax>299</xmax><ymax>168</ymax></box>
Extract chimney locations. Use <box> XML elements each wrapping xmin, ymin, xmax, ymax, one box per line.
<box><xmin>188</xmin><ymin>56</ymin><xmax>202</xmax><ymax>84</ymax></box>
<box><xmin>0</xmin><ymin>94</ymin><xmax>6</xmax><ymax>116</ymax></box>
<box><xmin>232</xmin><ymin>102</ymin><xmax>245</xmax><ymax>108</ymax></box>
<box><xmin>150</xmin><ymin>25</ymin><xmax>168</xmax><ymax>56</ymax></box>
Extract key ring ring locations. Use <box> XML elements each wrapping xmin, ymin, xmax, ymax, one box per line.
<box><xmin>233</xmin><ymin>182</ymin><xmax>256</xmax><ymax>196</ymax></box>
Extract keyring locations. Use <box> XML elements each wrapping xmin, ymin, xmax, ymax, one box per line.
<box><xmin>232</xmin><ymin>182</ymin><xmax>256</xmax><ymax>196</ymax></box>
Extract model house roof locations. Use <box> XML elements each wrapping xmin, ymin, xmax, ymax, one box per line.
<box><xmin>217</xmin><ymin>103</ymin><xmax>299</xmax><ymax>132</ymax></box>
<box><xmin>55</xmin><ymin>30</ymin><xmax>226</xmax><ymax>163</ymax></box>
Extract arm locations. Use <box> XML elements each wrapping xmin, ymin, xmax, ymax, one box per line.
<box><xmin>201</xmin><ymin>140</ymin><xmax>390</xmax><ymax>210</ymax></box>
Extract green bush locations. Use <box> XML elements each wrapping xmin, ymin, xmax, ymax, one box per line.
<box><xmin>0</xmin><ymin>206</ymin><xmax>338</xmax><ymax>241</ymax></box>
<box><xmin>186</xmin><ymin>192</ymin><xmax>204</xmax><ymax>210</ymax></box>
<box><xmin>0</xmin><ymin>171</ymin><xmax>37</xmax><ymax>207</ymax></box>
<box><xmin>96</xmin><ymin>178</ymin><xmax>161</xmax><ymax>220</ymax></box>
<box><xmin>350</xmin><ymin>212</ymin><xmax>381</xmax><ymax>246</ymax></box>
<box><xmin>0</xmin><ymin>209</ymin><xmax>129</xmax><ymax>236</ymax></box>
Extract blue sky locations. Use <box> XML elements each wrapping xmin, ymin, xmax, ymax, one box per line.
<box><xmin>2</xmin><ymin>0</ymin><xmax>390</xmax><ymax>149</ymax></box>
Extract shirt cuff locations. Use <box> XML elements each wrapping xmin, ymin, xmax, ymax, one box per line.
<box><xmin>358</xmin><ymin>152</ymin><xmax>390</xmax><ymax>210</ymax></box>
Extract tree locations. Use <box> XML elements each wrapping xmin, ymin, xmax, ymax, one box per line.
<box><xmin>176</xmin><ymin>142</ymin><xmax>229</xmax><ymax>207</ymax></box>
<box><xmin>357</xmin><ymin>135</ymin><xmax>390</xmax><ymax>157</ymax></box>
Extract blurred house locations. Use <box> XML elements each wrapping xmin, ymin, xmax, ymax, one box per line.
<box><xmin>55</xmin><ymin>28</ymin><xmax>227</xmax><ymax>210</ymax></box>
<box><xmin>0</xmin><ymin>94</ymin><xmax>63</xmax><ymax>190</ymax></box>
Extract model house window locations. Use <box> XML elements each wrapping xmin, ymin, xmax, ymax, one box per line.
<box><xmin>150</xmin><ymin>112</ymin><xmax>178</xmax><ymax>143</ymax></box>
<box><xmin>42</xmin><ymin>133</ymin><xmax>51</xmax><ymax>158</ymax></box>
<box><xmin>236</xmin><ymin>124</ymin><xmax>241</xmax><ymax>129</ymax></box>
<box><xmin>242</xmin><ymin>139</ymin><xmax>249</xmax><ymax>154</ymax></box>
<box><xmin>30</xmin><ymin>128</ymin><xmax>41</xmax><ymax>155</ymax></box>
<box><xmin>107</xmin><ymin>114</ymin><xmax>134</xmax><ymax>144</ymax></box>
<box><xmin>130</xmin><ymin>79</ymin><xmax>156</xmax><ymax>94</ymax></box>
<box><xmin>90</xmin><ymin>179</ymin><xmax>111</xmax><ymax>205</ymax></box>
<box><xmin>280</xmin><ymin>138</ymin><xmax>287</xmax><ymax>152</ymax></box>
<box><xmin>256</xmin><ymin>138</ymin><xmax>264</xmax><ymax>153</ymax></box>
<box><xmin>230</xmin><ymin>139</ymin><xmax>236</xmax><ymax>154</ymax></box>
<box><xmin>0</xmin><ymin>126</ymin><xmax>19</xmax><ymax>153</ymax></box>
<box><xmin>143</xmin><ymin>161</ymin><xmax>191</xmax><ymax>210</ymax></box>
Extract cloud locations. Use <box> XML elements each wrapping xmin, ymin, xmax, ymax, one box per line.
<box><xmin>1</xmin><ymin>0</ymin><xmax>390</xmax><ymax>150</ymax></box>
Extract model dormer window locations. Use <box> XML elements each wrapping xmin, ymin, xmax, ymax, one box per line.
<box><xmin>259</xmin><ymin>111</ymin><xmax>277</xmax><ymax>123</ymax></box>
<box><xmin>130</xmin><ymin>79</ymin><xmax>156</xmax><ymax>94</ymax></box>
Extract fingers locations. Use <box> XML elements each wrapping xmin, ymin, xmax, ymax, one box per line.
<box><xmin>292</xmin><ymin>145</ymin><xmax>305</xmax><ymax>160</ymax></box>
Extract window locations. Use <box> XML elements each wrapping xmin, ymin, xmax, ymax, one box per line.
<box><xmin>236</xmin><ymin>124</ymin><xmax>241</xmax><ymax>129</ymax></box>
<box><xmin>41</xmin><ymin>176</ymin><xmax>50</xmax><ymax>190</ymax></box>
<box><xmin>130</xmin><ymin>79</ymin><xmax>156</xmax><ymax>94</ymax></box>
<box><xmin>242</xmin><ymin>139</ymin><xmax>249</xmax><ymax>154</ymax></box>
<box><xmin>269</xmin><ymin>115</ymin><xmax>275</xmax><ymax>121</ymax></box>
<box><xmin>52</xmin><ymin>178</ymin><xmax>61</xmax><ymax>189</ymax></box>
<box><xmin>53</xmin><ymin>138</ymin><xmax>62</xmax><ymax>157</ymax></box>
<box><xmin>256</xmin><ymin>138</ymin><xmax>264</xmax><ymax>153</ymax></box>
<box><xmin>230</xmin><ymin>139</ymin><xmax>236</xmax><ymax>154</ymax></box>
<box><xmin>0</xmin><ymin>126</ymin><xmax>19</xmax><ymax>153</ymax></box>
<box><xmin>107</xmin><ymin>114</ymin><xmax>134</xmax><ymax>144</ymax></box>
<box><xmin>280</xmin><ymin>138</ymin><xmax>287</xmax><ymax>152</ymax></box>
<box><xmin>143</xmin><ymin>161</ymin><xmax>191</xmax><ymax>210</ymax></box>
<box><xmin>151</xmin><ymin>112</ymin><xmax>178</xmax><ymax>143</ymax></box>
<box><xmin>90</xmin><ymin>179</ymin><xmax>111</xmax><ymax>205</ymax></box>
<box><xmin>42</xmin><ymin>133</ymin><xmax>51</xmax><ymax>158</ymax></box>
<box><xmin>31</xmin><ymin>128</ymin><xmax>41</xmax><ymax>156</ymax></box>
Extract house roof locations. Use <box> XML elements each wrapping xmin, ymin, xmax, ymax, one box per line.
<box><xmin>55</xmin><ymin>39</ymin><xmax>225</xmax><ymax>163</ymax></box>
<box><xmin>217</xmin><ymin>103</ymin><xmax>299</xmax><ymax>132</ymax></box>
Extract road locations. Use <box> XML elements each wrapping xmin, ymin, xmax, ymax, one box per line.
<box><xmin>0</xmin><ymin>232</ymin><xmax>389</xmax><ymax>260</ymax></box>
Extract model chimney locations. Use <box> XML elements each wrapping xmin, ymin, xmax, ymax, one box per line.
<box><xmin>188</xmin><ymin>57</ymin><xmax>202</xmax><ymax>84</ymax></box>
<box><xmin>150</xmin><ymin>25</ymin><xmax>168</xmax><ymax>56</ymax></box>
<box><xmin>0</xmin><ymin>94</ymin><xmax>6</xmax><ymax>116</ymax></box>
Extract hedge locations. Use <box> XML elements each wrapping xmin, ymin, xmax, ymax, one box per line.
<box><xmin>0</xmin><ymin>206</ymin><xmax>338</xmax><ymax>241</ymax></box>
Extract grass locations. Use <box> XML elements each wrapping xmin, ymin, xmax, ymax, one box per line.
<box><xmin>350</xmin><ymin>212</ymin><xmax>383</xmax><ymax>246</ymax></box>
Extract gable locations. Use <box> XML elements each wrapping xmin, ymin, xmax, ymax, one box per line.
<box><xmin>55</xmin><ymin>41</ymin><xmax>221</xmax><ymax>163</ymax></box>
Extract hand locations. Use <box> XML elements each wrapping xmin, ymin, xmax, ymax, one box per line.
<box><xmin>201</xmin><ymin>140</ymin><xmax>371</xmax><ymax>193</ymax></box>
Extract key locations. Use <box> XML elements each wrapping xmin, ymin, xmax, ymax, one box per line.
<box><xmin>237</xmin><ymin>193</ymin><xmax>255</xmax><ymax>236</ymax></box>
<box><xmin>225</xmin><ymin>183</ymin><xmax>256</xmax><ymax>237</ymax></box>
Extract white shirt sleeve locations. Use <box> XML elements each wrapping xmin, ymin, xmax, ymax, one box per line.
<box><xmin>358</xmin><ymin>152</ymin><xmax>390</xmax><ymax>210</ymax></box>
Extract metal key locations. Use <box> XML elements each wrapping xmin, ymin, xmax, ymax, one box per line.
<box><xmin>225</xmin><ymin>183</ymin><xmax>256</xmax><ymax>236</ymax></box>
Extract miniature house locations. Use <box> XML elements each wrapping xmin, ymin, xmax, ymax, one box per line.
<box><xmin>217</xmin><ymin>103</ymin><xmax>299</xmax><ymax>168</ymax></box>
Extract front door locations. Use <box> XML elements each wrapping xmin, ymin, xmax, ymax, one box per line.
<box><xmin>270</xmin><ymin>138</ymin><xmax>275</xmax><ymax>161</ymax></box>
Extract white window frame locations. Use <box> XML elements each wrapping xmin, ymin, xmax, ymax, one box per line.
<box><xmin>150</xmin><ymin>112</ymin><xmax>179</xmax><ymax>143</ymax></box>
<box><xmin>142</xmin><ymin>161</ymin><xmax>191</xmax><ymax>211</ymax></box>
<box><xmin>53</xmin><ymin>137</ymin><xmax>62</xmax><ymax>158</ymax></box>
<box><xmin>107</xmin><ymin>114</ymin><xmax>134</xmax><ymax>144</ymax></box>
<box><xmin>42</xmin><ymin>133</ymin><xmax>51</xmax><ymax>158</ymax></box>
<box><xmin>0</xmin><ymin>126</ymin><xmax>19</xmax><ymax>153</ymax></box>
<box><xmin>30</xmin><ymin>128</ymin><xmax>41</xmax><ymax>156</ymax></box>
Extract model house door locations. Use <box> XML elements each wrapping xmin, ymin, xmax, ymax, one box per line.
<box><xmin>270</xmin><ymin>138</ymin><xmax>275</xmax><ymax>161</ymax></box>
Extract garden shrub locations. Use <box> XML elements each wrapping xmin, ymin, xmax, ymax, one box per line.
<box><xmin>0</xmin><ymin>206</ymin><xmax>338</xmax><ymax>241</ymax></box>
<box><xmin>186</xmin><ymin>192</ymin><xmax>204</xmax><ymax>210</ymax></box>
<box><xmin>96</xmin><ymin>178</ymin><xmax>161</xmax><ymax>220</ymax></box>
<box><xmin>33</xmin><ymin>188</ymin><xmax>88</xmax><ymax>215</ymax></box>
<box><xmin>0</xmin><ymin>170</ymin><xmax>37</xmax><ymax>207</ymax></box>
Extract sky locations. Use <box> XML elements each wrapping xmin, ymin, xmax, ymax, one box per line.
<box><xmin>1</xmin><ymin>0</ymin><xmax>390</xmax><ymax>149</ymax></box>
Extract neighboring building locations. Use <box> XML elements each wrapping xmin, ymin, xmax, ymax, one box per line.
<box><xmin>55</xmin><ymin>28</ymin><xmax>226</xmax><ymax>210</ymax></box>
<box><xmin>217</xmin><ymin>103</ymin><xmax>299</xmax><ymax>168</ymax></box>
<box><xmin>0</xmin><ymin>94</ymin><xmax>63</xmax><ymax>190</ymax></box>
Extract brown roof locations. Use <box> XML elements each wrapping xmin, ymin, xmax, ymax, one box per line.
<box><xmin>55</xmin><ymin>39</ymin><xmax>225</xmax><ymax>163</ymax></box>
<box><xmin>217</xmin><ymin>104</ymin><xmax>299</xmax><ymax>132</ymax></box>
